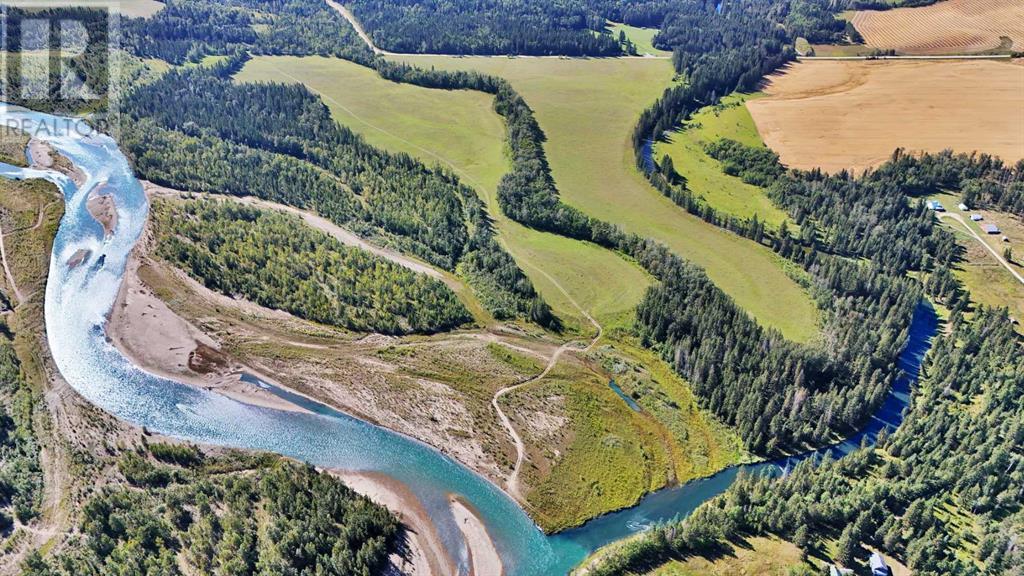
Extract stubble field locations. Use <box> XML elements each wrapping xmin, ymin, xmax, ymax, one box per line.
<box><xmin>747</xmin><ymin>59</ymin><xmax>1024</xmax><ymax>174</ymax></box>
<box><xmin>851</xmin><ymin>0</ymin><xmax>1024</xmax><ymax>55</ymax></box>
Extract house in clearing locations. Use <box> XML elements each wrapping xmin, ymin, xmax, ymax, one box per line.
<box><xmin>983</xmin><ymin>223</ymin><xmax>1000</xmax><ymax>234</ymax></box>
<box><xmin>971</xmin><ymin>214</ymin><xmax>983</xmax><ymax>221</ymax></box>
<box><xmin>927</xmin><ymin>200</ymin><xmax>945</xmax><ymax>211</ymax></box>
<box><xmin>870</xmin><ymin>553</ymin><xmax>892</xmax><ymax>576</ymax></box>
<box><xmin>959</xmin><ymin>202</ymin><xmax>969</xmax><ymax>211</ymax></box>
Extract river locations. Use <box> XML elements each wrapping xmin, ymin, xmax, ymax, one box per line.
<box><xmin>0</xmin><ymin>105</ymin><xmax>937</xmax><ymax>576</ymax></box>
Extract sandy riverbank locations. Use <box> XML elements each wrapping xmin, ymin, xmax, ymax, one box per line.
<box><xmin>27</xmin><ymin>138</ymin><xmax>53</xmax><ymax>168</ymax></box>
<box><xmin>86</xmin><ymin>191</ymin><xmax>118</xmax><ymax>237</ymax></box>
<box><xmin>451</xmin><ymin>496</ymin><xmax>504</xmax><ymax>576</ymax></box>
<box><xmin>28</xmin><ymin>138</ymin><xmax>86</xmax><ymax>185</ymax></box>
<box><xmin>337</xmin><ymin>470</ymin><xmax>505</xmax><ymax>576</ymax></box>
<box><xmin>106</xmin><ymin>221</ymin><xmax>310</xmax><ymax>415</ymax></box>
<box><xmin>337</xmin><ymin>471</ymin><xmax>454</xmax><ymax>576</ymax></box>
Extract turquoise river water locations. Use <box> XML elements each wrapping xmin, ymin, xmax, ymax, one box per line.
<box><xmin>0</xmin><ymin>106</ymin><xmax>937</xmax><ymax>575</ymax></box>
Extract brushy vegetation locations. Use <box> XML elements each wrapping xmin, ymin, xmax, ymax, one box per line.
<box><xmin>0</xmin><ymin>130</ymin><xmax>29</xmax><ymax>168</ymax></box>
<box><xmin>0</xmin><ymin>331</ymin><xmax>42</xmax><ymax>530</ymax></box>
<box><xmin>154</xmin><ymin>199</ymin><xmax>471</xmax><ymax>334</ymax></box>
<box><xmin>594</xmin><ymin>343</ymin><xmax>748</xmax><ymax>479</ymax></box>
<box><xmin>511</xmin><ymin>363</ymin><xmax>674</xmax><ymax>532</ymax></box>
<box><xmin>22</xmin><ymin>451</ymin><xmax>401</xmax><ymax>576</ymax></box>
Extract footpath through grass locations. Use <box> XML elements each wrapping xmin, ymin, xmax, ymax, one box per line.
<box><xmin>236</xmin><ymin>55</ymin><xmax>650</xmax><ymax>330</ymax></box>
<box><xmin>388</xmin><ymin>55</ymin><xmax>820</xmax><ymax>342</ymax></box>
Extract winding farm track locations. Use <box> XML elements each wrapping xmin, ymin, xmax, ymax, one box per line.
<box><xmin>492</xmin><ymin>269</ymin><xmax>602</xmax><ymax>504</ymax></box>
<box><xmin>938</xmin><ymin>212</ymin><xmax>1024</xmax><ymax>285</ymax></box>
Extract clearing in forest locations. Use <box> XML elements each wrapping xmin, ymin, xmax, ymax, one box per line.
<box><xmin>606</xmin><ymin>22</ymin><xmax>672</xmax><ymax>57</ymax></box>
<box><xmin>930</xmin><ymin>192</ymin><xmax>1024</xmax><ymax>328</ymax></box>
<box><xmin>388</xmin><ymin>55</ymin><xmax>820</xmax><ymax>343</ymax></box>
<box><xmin>852</xmin><ymin>0</ymin><xmax>1024</xmax><ymax>55</ymax></box>
<box><xmin>747</xmin><ymin>60</ymin><xmax>1024</xmax><ymax>174</ymax></box>
<box><xmin>235</xmin><ymin>55</ymin><xmax>651</xmax><ymax>329</ymax></box>
<box><xmin>654</xmin><ymin>92</ymin><xmax>790</xmax><ymax>228</ymax></box>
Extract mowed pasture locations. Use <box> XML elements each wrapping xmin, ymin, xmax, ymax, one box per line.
<box><xmin>852</xmin><ymin>0</ymin><xmax>1024</xmax><ymax>54</ymax></box>
<box><xmin>747</xmin><ymin>60</ymin><xmax>1024</xmax><ymax>174</ymax></box>
<box><xmin>389</xmin><ymin>55</ymin><xmax>820</xmax><ymax>343</ymax></box>
<box><xmin>236</xmin><ymin>56</ymin><xmax>651</xmax><ymax>328</ymax></box>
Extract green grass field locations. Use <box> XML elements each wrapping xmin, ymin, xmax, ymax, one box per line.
<box><xmin>654</xmin><ymin>92</ymin><xmax>791</xmax><ymax>228</ymax></box>
<box><xmin>388</xmin><ymin>55</ymin><xmax>819</xmax><ymax>342</ymax></box>
<box><xmin>236</xmin><ymin>56</ymin><xmax>651</xmax><ymax>329</ymax></box>
<box><xmin>606</xmin><ymin>22</ymin><xmax>673</xmax><ymax>57</ymax></box>
<box><xmin>649</xmin><ymin>537</ymin><xmax>812</xmax><ymax>576</ymax></box>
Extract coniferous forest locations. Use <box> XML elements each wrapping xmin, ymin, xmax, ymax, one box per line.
<box><xmin>0</xmin><ymin>334</ymin><xmax>42</xmax><ymax>531</ymax></box>
<box><xmin>2</xmin><ymin>0</ymin><xmax>1020</xmax><ymax>574</ymax></box>
<box><xmin>344</xmin><ymin>0</ymin><xmax>676</xmax><ymax>55</ymax></box>
<box><xmin>588</xmin><ymin>306</ymin><xmax>1024</xmax><ymax>575</ymax></box>
<box><xmin>23</xmin><ymin>452</ymin><xmax>400</xmax><ymax>576</ymax></box>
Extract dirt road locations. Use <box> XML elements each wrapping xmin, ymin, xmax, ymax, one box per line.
<box><xmin>490</xmin><ymin>262</ymin><xmax>603</xmax><ymax>503</ymax></box>
<box><xmin>939</xmin><ymin>212</ymin><xmax>1024</xmax><ymax>285</ymax></box>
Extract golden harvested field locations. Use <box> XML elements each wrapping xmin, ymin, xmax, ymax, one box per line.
<box><xmin>852</xmin><ymin>0</ymin><xmax>1024</xmax><ymax>55</ymax></box>
<box><xmin>747</xmin><ymin>60</ymin><xmax>1024</xmax><ymax>173</ymax></box>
